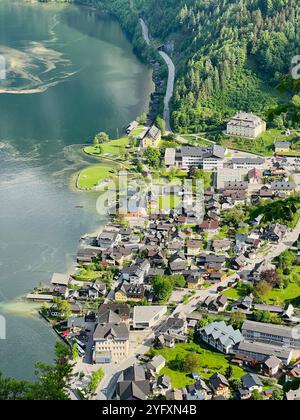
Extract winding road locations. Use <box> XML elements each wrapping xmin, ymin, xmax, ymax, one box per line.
<box><xmin>140</xmin><ymin>18</ymin><xmax>175</xmax><ymax>132</ymax></box>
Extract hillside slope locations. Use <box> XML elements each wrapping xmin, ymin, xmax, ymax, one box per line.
<box><xmin>133</xmin><ymin>0</ymin><xmax>299</xmax><ymax>132</ymax></box>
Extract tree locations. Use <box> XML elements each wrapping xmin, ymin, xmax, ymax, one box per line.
<box><xmin>0</xmin><ymin>342</ymin><xmax>74</xmax><ymax>400</ymax></box>
<box><xmin>143</xmin><ymin>147</ymin><xmax>161</xmax><ymax>169</ymax></box>
<box><xmin>137</xmin><ymin>113</ymin><xmax>147</xmax><ymax>125</ymax></box>
<box><xmin>271</xmin><ymin>389</ymin><xmax>283</xmax><ymax>400</ymax></box>
<box><xmin>260</xmin><ymin>269</ymin><xmax>280</xmax><ymax>287</ymax></box>
<box><xmin>55</xmin><ymin>298</ymin><xmax>71</xmax><ymax>320</ymax></box>
<box><xmin>225</xmin><ymin>366</ymin><xmax>233</xmax><ymax>379</ymax></box>
<box><xmin>183</xmin><ymin>352</ymin><xmax>199</xmax><ymax>372</ymax></box>
<box><xmin>254</xmin><ymin>280</ymin><xmax>272</xmax><ymax>297</ymax></box>
<box><xmin>251</xmin><ymin>389</ymin><xmax>264</xmax><ymax>400</ymax></box>
<box><xmin>95</xmin><ymin>132</ymin><xmax>109</xmax><ymax>144</ymax></box>
<box><xmin>171</xmin><ymin>274</ymin><xmax>185</xmax><ymax>288</ymax></box>
<box><xmin>156</xmin><ymin>116</ymin><xmax>166</xmax><ymax>136</ymax></box>
<box><xmin>72</xmin><ymin>343</ymin><xmax>79</xmax><ymax>361</ymax></box>
<box><xmin>230</xmin><ymin>310</ymin><xmax>246</xmax><ymax>329</ymax></box>
<box><xmin>152</xmin><ymin>275</ymin><xmax>173</xmax><ymax>302</ymax></box>
<box><xmin>84</xmin><ymin>368</ymin><xmax>104</xmax><ymax>399</ymax></box>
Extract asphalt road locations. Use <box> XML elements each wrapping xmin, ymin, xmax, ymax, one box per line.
<box><xmin>139</xmin><ymin>18</ymin><xmax>175</xmax><ymax>132</ymax></box>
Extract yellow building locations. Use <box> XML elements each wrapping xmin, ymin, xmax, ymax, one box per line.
<box><xmin>142</xmin><ymin>125</ymin><xmax>161</xmax><ymax>148</ymax></box>
<box><xmin>275</xmin><ymin>141</ymin><xmax>290</xmax><ymax>154</ymax></box>
<box><xmin>115</xmin><ymin>283</ymin><xmax>145</xmax><ymax>303</ymax></box>
<box><xmin>93</xmin><ymin>322</ymin><xmax>129</xmax><ymax>364</ymax></box>
<box><xmin>186</xmin><ymin>275</ymin><xmax>204</xmax><ymax>290</ymax></box>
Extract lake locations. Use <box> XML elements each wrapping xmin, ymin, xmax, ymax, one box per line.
<box><xmin>0</xmin><ymin>0</ymin><xmax>153</xmax><ymax>380</ymax></box>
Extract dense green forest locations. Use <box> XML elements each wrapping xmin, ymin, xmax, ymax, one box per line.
<box><xmin>40</xmin><ymin>0</ymin><xmax>300</xmax><ymax>133</ymax></box>
<box><xmin>133</xmin><ymin>0</ymin><xmax>299</xmax><ymax>132</ymax></box>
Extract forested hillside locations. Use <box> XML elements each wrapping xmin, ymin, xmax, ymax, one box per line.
<box><xmin>41</xmin><ymin>0</ymin><xmax>300</xmax><ymax>133</ymax></box>
<box><xmin>133</xmin><ymin>0</ymin><xmax>299</xmax><ymax>132</ymax></box>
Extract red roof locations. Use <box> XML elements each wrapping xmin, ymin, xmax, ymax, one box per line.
<box><xmin>199</xmin><ymin>220</ymin><xmax>219</xmax><ymax>230</ymax></box>
<box><xmin>248</xmin><ymin>168</ymin><xmax>263</xmax><ymax>179</ymax></box>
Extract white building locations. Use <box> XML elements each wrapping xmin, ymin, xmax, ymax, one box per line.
<box><xmin>133</xmin><ymin>306</ymin><xmax>167</xmax><ymax>329</ymax></box>
<box><xmin>165</xmin><ymin>145</ymin><xmax>226</xmax><ymax>171</ymax></box>
<box><xmin>227</xmin><ymin>112</ymin><xmax>266</xmax><ymax>138</ymax></box>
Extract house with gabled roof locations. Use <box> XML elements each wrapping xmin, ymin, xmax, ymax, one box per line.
<box><xmin>116</xmin><ymin>365</ymin><xmax>150</xmax><ymax>400</ymax></box>
<box><xmin>200</xmin><ymin>321</ymin><xmax>243</xmax><ymax>354</ymax></box>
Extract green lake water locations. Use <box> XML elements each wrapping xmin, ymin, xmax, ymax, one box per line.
<box><xmin>0</xmin><ymin>0</ymin><xmax>153</xmax><ymax>380</ymax></box>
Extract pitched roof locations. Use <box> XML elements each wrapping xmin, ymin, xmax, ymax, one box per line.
<box><xmin>242</xmin><ymin>373</ymin><xmax>263</xmax><ymax>389</ymax></box>
<box><xmin>93</xmin><ymin>323</ymin><xmax>129</xmax><ymax>341</ymax></box>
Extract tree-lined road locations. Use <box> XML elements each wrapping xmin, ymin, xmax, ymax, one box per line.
<box><xmin>139</xmin><ymin>18</ymin><xmax>175</xmax><ymax>132</ymax></box>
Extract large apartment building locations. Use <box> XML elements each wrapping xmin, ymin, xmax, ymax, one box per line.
<box><xmin>227</xmin><ymin>112</ymin><xmax>266</xmax><ymax>139</ymax></box>
<box><xmin>241</xmin><ymin>320</ymin><xmax>300</xmax><ymax>350</ymax></box>
<box><xmin>93</xmin><ymin>321</ymin><xmax>129</xmax><ymax>364</ymax></box>
<box><xmin>165</xmin><ymin>145</ymin><xmax>226</xmax><ymax>171</ymax></box>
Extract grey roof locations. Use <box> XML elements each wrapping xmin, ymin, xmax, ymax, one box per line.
<box><xmin>237</xmin><ymin>341</ymin><xmax>292</xmax><ymax>361</ymax></box>
<box><xmin>242</xmin><ymin>373</ymin><xmax>263</xmax><ymax>390</ymax></box>
<box><xmin>209</xmin><ymin>373</ymin><xmax>229</xmax><ymax>389</ymax></box>
<box><xmin>232</xmin><ymin>157</ymin><xmax>265</xmax><ymax>165</ymax></box>
<box><xmin>228</xmin><ymin>112</ymin><xmax>264</xmax><ymax>128</ymax></box>
<box><xmin>98</xmin><ymin>303</ymin><xmax>130</xmax><ymax>320</ymax></box>
<box><xmin>242</xmin><ymin>320</ymin><xmax>295</xmax><ymax>339</ymax></box>
<box><xmin>148</xmin><ymin>355</ymin><xmax>166</xmax><ymax>369</ymax></box>
<box><xmin>270</xmin><ymin>181</ymin><xmax>296</xmax><ymax>191</ymax></box>
<box><xmin>51</xmin><ymin>273</ymin><xmax>70</xmax><ymax>286</ymax></box>
<box><xmin>117</xmin><ymin>379</ymin><xmax>150</xmax><ymax>400</ymax></box>
<box><xmin>145</xmin><ymin>125</ymin><xmax>161</xmax><ymax>140</ymax></box>
<box><xmin>275</xmin><ymin>141</ymin><xmax>290</xmax><ymax>148</ymax></box>
<box><xmin>118</xmin><ymin>364</ymin><xmax>146</xmax><ymax>382</ymax></box>
<box><xmin>178</xmin><ymin>145</ymin><xmax>225</xmax><ymax>160</ymax></box>
<box><xmin>201</xmin><ymin>321</ymin><xmax>243</xmax><ymax>347</ymax></box>
<box><xmin>93</xmin><ymin>322</ymin><xmax>129</xmax><ymax>341</ymax></box>
<box><xmin>98</xmin><ymin>309</ymin><xmax>121</xmax><ymax>324</ymax></box>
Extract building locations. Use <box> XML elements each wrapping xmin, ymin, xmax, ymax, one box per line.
<box><xmin>186</xmin><ymin>275</ymin><xmax>204</xmax><ymax>289</ymax></box>
<box><xmin>126</xmin><ymin>120</ymin><xmax>138</xmax><ymax>135</ymax></box>
<box><xmin>98</xmin><ymin>303</ymin><xmax>130</xmax><ymax>324</ymax></box>
<box><xmin>114</xmin><ymin>283</ymin><xmax>145</xmax><ymax>303</ymax></box>
<box><xmin>164</xmin><ymin>145</ymin><xmax>226</xmax><ymax>171</ymax></box>
<box><xmin>231</xmin><ymin>157</ymin><xmax>265</xmax><ymax>169</ymax></box>
<box><xmin>116</xmin><ymin>365</ymin><xmax>150</xmax><ymax>400</ymax></box>
<box><xmin>209</xmin><ymin>373</ymin><xmax>230</xmax><ymax>398</ymax></box>
<box><xmin>93</xmin><ymin>322</ymin><xmax>129</xmax><ymax>364</ymax></box>
<box><xmin>51</xmin><ymin>273</ymin><xmax>70</xmax><ymax>287</ymax></box>
<box><xmin>97</xmin><ymin>231</ymin><xmax>121</xmax><ymax>248</ymax></box>
<box><xmin>200</xmin><ymin>321</ymin><xmax>243</xmax><ymax>354</ymax></box>
<box><xmin>275</xmin><ymin>141</ymin><xmax>290</xmax><ymax>153</ymax></box>
<box><xmin>186</xmin><ymin>239</ymin><xmax>202</xmax><ymax>256</ymax></box>
<box><xmin>242</xmin><ymin>320</ymin><xmax>300</xmax><ymax>350</ymax></box>
<box><xmin>248</xmin><ymin>168</ymin><xmax>263</xmax><ymax>184</ymax></box>
<box><xmin>263</xmin><ymin>355</ymin><xmax>282</xmax><ymax>376</ymax></box>
<box><xmin>215</xmin><ymin>168</ymin><xmax>242</xmax><ymax>191</ymax></box>
<box><xmin>241</xmin><ymin>373</ymin><xmax>263</xmax><ymax>393</ymax></box>
<box><xmin>132</xmin><ymin>306</ymin><xmax>167</xmax><ymax>329</ymax></box>
<box><xmin>147</xmin><ymin>355</ymin><xmax>166</xmax><ymax>374</ymax></box>
<box><xmin>141</xmin><ymin>125</ymin><xmax>161</xmax><ymax>148</ymax></box>
<box><xmin>270</xmin><ymin>181</ymin><xmax>296</xmax><ymax>195</ymax></box>
<box><xmin>236</xmin><ymin>341</ymin><xmax>292</xmax><ymax>364</ymax></box>
<box><xmin>227</xmin><ymin>112</ymin><xmax>266</xmax><ymax>138</ymax></box>
<box><xmin>286</xmin><ymin>389</ymin><xmax>300</xmax><ymax>401</ymax></box>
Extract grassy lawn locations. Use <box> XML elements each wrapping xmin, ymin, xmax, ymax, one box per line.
<box><xmin>77</xmin><ymin>164</ymin><xmax>116</xmax><ymax>189</ymax></box>
<box><xmin>84</xmin><ymin>137</ymin><xmax>129</xmax><ymax>156</ymax></box>
<box><xmin>130</xmin><ymin>125</ymin><xmax>146</xmax><ymax>137</ymax></box>
<box><xmin>159</xmin><ymin>194</ymin><xmax>181</xmax><ymax>211</ymax></box>
<box><xmin>181</xmin><ymin>135</ymin><xmax>213</xmax><ymax>146</ymax></box>
<box><xmin>152</xmin><ymin>342</ymin><xmax>245</xmax><ymax>388</ymax></box>
<box><xmin>223</xmin><ymin>283</ymin><xmax>249</xmax><ymax>300</ymax></box>
<box><xmin>262</xmin><ymin>281</ymin><xmax>300</xmax><ymax>306</ymax></box>
<box><xmin>73</xmin><ymin>269</ymin><xmax>102</xmax><ymax>282</ymax></box>
<box><xmin>220</xmin><ymin>129</ymin><xmax>298</xmax><ymax>157</ymax></box>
